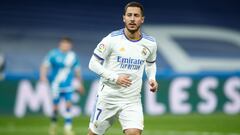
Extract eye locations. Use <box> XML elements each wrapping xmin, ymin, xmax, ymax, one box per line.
<box><xmin>127</xmin><ymin>13</ymin><xmax>132</xmax><ymax>17</ymax></box>
<box><xmin>134</xmin><ymin>14</ymin><xmax>140</xmax><ymax>17</ymax></box>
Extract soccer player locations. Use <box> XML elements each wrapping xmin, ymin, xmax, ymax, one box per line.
<box><xmin>40</xmin><ymin>37</ymin><xmax>84</xmax><ymax>135</ymax></box>
<box><xmin>88</xmin><ymin>2</ymin><xmax>158</xmax><ymax>135</ymax></box>
<box><xmin>0</xmin><ymin>52</ymin><xmax>5</xmax><ymax>80</ymax></box>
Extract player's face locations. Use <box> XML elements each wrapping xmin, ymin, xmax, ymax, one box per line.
<box><xmin>59</xmin><ymin>41</ymin><xmax>72</xmax><ymax>52</ymax></box>
<box><xmin>123</xmin><ymin>7</ymin><xmax>144</xmax><ymax>33</ymax></box>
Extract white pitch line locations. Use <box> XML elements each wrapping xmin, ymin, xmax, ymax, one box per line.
<box><xmin>0</xmin><ymin>126</ymin><xmax>239</xmax><ymax>135</ymax></box>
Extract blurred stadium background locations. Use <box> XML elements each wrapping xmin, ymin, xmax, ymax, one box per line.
<box><xmin>0</xmin><ymin>0</ymin><xmax>240</xmax><ymax>135</ymax></box>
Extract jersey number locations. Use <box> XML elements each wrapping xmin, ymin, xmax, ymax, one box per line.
<box><xmin>96</xmin><ymin>108</ymin><xmax>102</xmax><ymax>120</ymax></box>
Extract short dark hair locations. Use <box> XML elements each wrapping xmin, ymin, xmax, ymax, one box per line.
<box><xmin>60</xmin><ymin>37</ymin><xmax>73</xmax><ymax>43</ymax></box>
<box><xmin>124</xmin><ymin>2</ymin><xmax>144</xmax><ymax>16</ymax></box>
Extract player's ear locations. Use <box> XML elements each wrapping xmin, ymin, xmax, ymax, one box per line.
<box><xmin>141</xmin><ymin>16</ymin><xmax>145</xmax><ymax>23</ymax></box>
<box><xmin>123</xmin><ymin>15</ymin><xmax>126</xmax><ymax>22</ymax></box>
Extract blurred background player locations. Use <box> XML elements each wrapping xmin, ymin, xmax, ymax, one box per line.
<box><xmin>88</xmin><ymin>2</ymin><xmax>158</xmax><ymax>135</ymax></box>
<box><xmin>0</xmin><ymin>52</ymin><xmax>5</xmax><ymax>80</ymax></box>
<box><xmin>40</xmin><ymin>37</ymin><xmax>84</xmax><ymax>135</ymax></box>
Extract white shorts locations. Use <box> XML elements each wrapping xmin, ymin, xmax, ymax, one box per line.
<box><xmin>89</xmin><ymin>98</ymin><xmax>144</xmax><ymax>135</ymax></box>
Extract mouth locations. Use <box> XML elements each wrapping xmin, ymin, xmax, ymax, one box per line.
<box><xmin>128</xmin><ymin>23</ymin><xmax>137</xmax><ymax>28</ymax></box>
<box><xmin>129</xmin><ymin>23</ymin><xmax>136</xmax><ymax>26</ymax></box>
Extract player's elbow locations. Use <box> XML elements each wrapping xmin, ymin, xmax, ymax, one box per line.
<box><xmin>88</xmin><ymin>60</ymin><xmax>93</xmax><ymax>71</ymax></box>
<box><xmin>88</xmin><ymin>57</ymin><xmax>95</xmax><ymax>72</ymax></box>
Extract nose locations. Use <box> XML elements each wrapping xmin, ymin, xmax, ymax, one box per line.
<box><xmin>130</xmin><ymin>15</ymin><xmax>135</xmax><ymax>21</ymax></box>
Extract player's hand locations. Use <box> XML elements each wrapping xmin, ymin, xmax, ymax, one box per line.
<box><xmin>40</xmin><ymin>76</ymin><xmax>48</xmax><ymax>83</ymax></box>
<box><xmin>116</xmin><ymin>74</ymin><xmax>132</xmax><ymax>87</ymax></box>
<box><xmin>149</xmin><ymin>79</ymin><xmax>158</xmax><ymax>92</ymax></box>
<box><xmin>77</xmin><ymin>84</ymin><xmax>85</xmax><ymax>95</ymax></box>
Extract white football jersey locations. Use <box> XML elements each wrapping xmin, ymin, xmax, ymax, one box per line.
<box><xmin>93</xmin><ymin>29</ymin><xmax>157</xmax><ymax>103</ymax></box>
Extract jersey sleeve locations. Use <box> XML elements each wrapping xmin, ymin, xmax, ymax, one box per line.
<box><xmin>93</xmin><ymin>35</ymin><xmax>112</xmax><ymax>60</ymax></box>
<box><xmin>42</xmin><ymin>50</ymin><xmax>54</xmax><ymax>67</ymax></box>
<box><xmin>73</xmin><ymin>56</ymin><xmax>81</xmax><ymax>70</ymax></box>
<box><xmin>146</xmin><ymin>43</ymin><xmax>157</xmax><ymax>63</ymax></box>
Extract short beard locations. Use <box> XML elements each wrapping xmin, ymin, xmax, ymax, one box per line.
<box><xmin>126</xmin><ymin>25</ymin><xmax>140</xmax><ymax>34</ymax></box>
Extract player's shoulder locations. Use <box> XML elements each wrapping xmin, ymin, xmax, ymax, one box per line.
<box><xmin>48</xmin><ymin>48</ymin><xmax>59</xmax><ymax>57</ymax></box>
<box><xmin>142</xmin><ymin>32</ymin><xmax>157</xmax><ymax>44</ymax></box>
<box><xmin>70</xmin><ymin>50</ymin><xmax>77</xmax><ymax>56</ymax></box>
<box><xmin>66</xmin><ymin>51</ymin><xmax>78</xmax><ymax>58</ymax></box>
<box><xmin>109</xmin><ymin>29</ymin><xmax>124</xmax><ymax>37</ymax></box>
<box><xmin>101</xmin><ymin>29</ymin><xmax>123</xmax><ymax>42</ymax></box>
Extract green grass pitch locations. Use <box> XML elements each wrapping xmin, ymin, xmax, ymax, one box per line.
<box><xmin>0</xmin><ymin>114</ymin><xmax>240</xmax><ymax>135</ymax></box>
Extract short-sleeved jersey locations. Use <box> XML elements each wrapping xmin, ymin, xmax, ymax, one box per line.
<box><xmin>43</xmin><ymin>49</ymin><xmax>80</xmax><ymax>92</ymax></box>
<box><xmin>93</xmin><ymin>29</ymin><xmax>157</xmax><ymax>103</ymax></box>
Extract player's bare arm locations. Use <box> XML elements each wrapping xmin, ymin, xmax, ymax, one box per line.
<box><xmin>40</xmin><ymin>65</ymin><xmax>49</xmax><ymax>83</ymax></box>
<box><xmin>75</xmin><ymin>68</ymin><xmax>85</xmax><ymax>94</ymax></box>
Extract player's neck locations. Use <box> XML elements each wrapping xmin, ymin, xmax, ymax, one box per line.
<box><xmin>59</xmin><ymin>48</ymin><xmax>69</xmax><ymax>53</ymax></box>
<box><xmin>124</xmin><ymin>28</ymin><xmax>142</xmax><ymax>41</ymax></box>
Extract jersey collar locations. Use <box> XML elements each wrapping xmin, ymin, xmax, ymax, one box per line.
<box><xmin>123</xmin><ymin>29</ymin><xmax>142</xmax><ymax>42</ymax></box>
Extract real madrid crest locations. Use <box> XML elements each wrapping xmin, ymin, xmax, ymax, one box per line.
<box><xmin>142</xmin><ymin>47</ymin><xmax>148</xmax><ymax>56</ymax></box>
